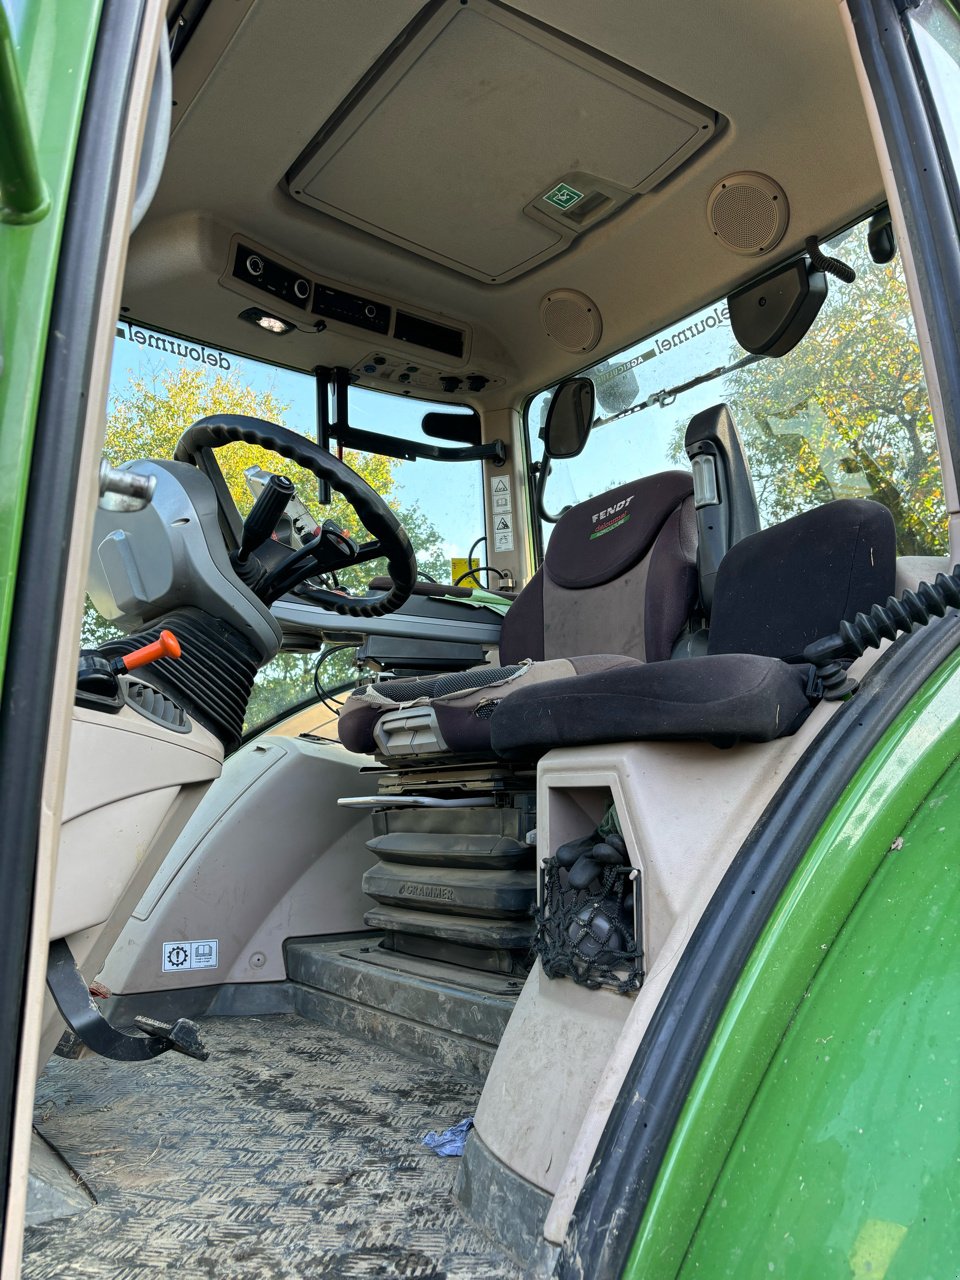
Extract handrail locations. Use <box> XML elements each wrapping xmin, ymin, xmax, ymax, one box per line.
<box><xmin>0</xmin><ymin>7</ymin><xmax>49</xmax><ymax>224</ymax></box>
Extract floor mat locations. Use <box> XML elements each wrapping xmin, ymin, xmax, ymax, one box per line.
<box><xmin>24</xmin><ymin>1015</ymin><xmax>524</xmax><ymax>1280</ymax></box>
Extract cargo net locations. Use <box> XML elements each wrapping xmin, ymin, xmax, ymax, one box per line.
<box><xmin>535</xmin><ymin>859</ymin><xmax>643</xmax><ymax>995</ymax></box>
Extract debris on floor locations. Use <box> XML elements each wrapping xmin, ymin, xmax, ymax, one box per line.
<box><xmin>422</xmin><ymin>1116</ymin><xmax>474</xmax><ymax>1156</ymax></box>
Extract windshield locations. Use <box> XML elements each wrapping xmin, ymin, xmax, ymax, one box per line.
<box><xmin>527</xmin><ymin>216</ymin><xmax>947</xmax><ymax>556</ymax></box>
<box><xmin>91</xmin><ymin>324</ymin><xmax>485</xmax><ymax>732</ymax></box>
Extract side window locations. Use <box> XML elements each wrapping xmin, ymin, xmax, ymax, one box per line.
<box><xmin>527</xmin><ymin>216</ymin><xmax>947</xmax><ymax>557</ymax></box>
<box><xmin>909</xmin><ymin>0</ymin><xmax>960</xmax><ymax>198</ymax></box>
<box><xmin>336</xmin><ymin>386</ymin><xmax>486</xmax><ymax>584</ymax></box>
<box><xmin>92</xmin><ymin>323</ymin><xmax>486</xmax><ymax>739</ymax></box>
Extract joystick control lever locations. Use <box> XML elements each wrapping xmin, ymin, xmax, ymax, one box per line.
<box><xmin>231</xmin><ymin>473</ymin><xmax>295</xmax><ymax>590</ymax></box>
<box><xmin>237</xmin><ymin>473</ymin><xmax>294</xmax><ymax>563</ymax></box>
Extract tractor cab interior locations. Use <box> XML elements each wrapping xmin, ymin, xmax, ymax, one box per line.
<box><xmin>21</xmin><ymin>1</ymin><xmax>959</xmax><ymax>1276</ymax></box>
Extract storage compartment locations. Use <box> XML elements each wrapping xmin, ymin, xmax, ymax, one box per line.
<box><xmin>534</xmin><ymin>788</ymin><xmax>643</xmax><ymax>995</ymax></box>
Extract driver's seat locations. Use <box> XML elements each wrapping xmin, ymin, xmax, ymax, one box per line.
<box><xmin>338</xmin><ymin>469</ymin><xmax>698</xmax><ymax>758</ymax></box>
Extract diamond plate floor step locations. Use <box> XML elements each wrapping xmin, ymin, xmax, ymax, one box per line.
<box><xmin>286</xmin><ymin>935</ymin><xmax>525</xmax><ymax>1080</ymax></box>
<box><xmin>25</xmin><ymin>1014</ymin><xmax>527</xmax><ymax>1279</ymax></box>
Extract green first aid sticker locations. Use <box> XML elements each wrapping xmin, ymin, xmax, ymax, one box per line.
<box><xmin>543</xmin><ymin>183</ymin><xmax>584</xmax><ymax>211</ymax></box>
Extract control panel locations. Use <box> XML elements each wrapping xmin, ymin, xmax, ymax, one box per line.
<box><xmin>233</xmin><ymin>244</ymin><xmax>311</xmax><ymax>310</ymax></box>
<box><xmin>225</xmin><ymin>236</ymin><xmax>475</xmax><ymax>369</ymax></box>
<box><xmin>351</xmin><ymin>352</ymin><xmax>502</xmax><ymax>396</ymax></box>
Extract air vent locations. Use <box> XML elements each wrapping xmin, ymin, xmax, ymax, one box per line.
<box><xmin>125</xmin><ymin>682</ymin><xmax>189</xmax><ymax>732</ymax></box>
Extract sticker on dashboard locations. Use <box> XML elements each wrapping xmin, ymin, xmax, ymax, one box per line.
<box><xmin>162</xmin><ymin>939</ymin><xmax>219</xmax><ymax>972</ymax></box>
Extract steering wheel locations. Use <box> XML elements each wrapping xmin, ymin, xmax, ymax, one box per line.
<box><xmin>173</xmin><ymin>414</ymin><xmax>417</xmax><ymax>618</ymax></box>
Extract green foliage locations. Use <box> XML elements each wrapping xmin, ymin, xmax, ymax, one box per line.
<box><xmin>87</xmin><ymin>363</ymin><xmax>449</xmax><ymax>730</ymax></box>
<box><xmin>669</xmin><ymin>239</ymin><xmax>947</xmax><ymax>554</ymax></box>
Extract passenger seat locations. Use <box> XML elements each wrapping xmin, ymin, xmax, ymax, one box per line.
<box><xmin>339</xmin><ymin>469</ymin><xmax>697</xmax><ymax>758</ymax></box>
<box><xmin>490</xmin><ymin>499</ymin><xmax>897</xmax><ymax>756</ymax></box>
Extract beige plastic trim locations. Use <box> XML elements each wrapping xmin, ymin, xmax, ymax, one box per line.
<box><xmin>100</xmin><ymin>737</ymin><xmax>380</xmax><ymax>995</ymax></box>
<box><xmin>1</xmin><ymin>4</ymin><xmax>169</xmax><ymax>1274</ymax></box>
<box><xmin>286</xmin><ymin>0</ymin><xmax>717</xmax><ymax>283</ymax></box>
<box><xmin>537</xmin><ymin>644</ymin><xmax>890</xmax><ymax>1242</ymax></box>
<box><xmin>50</xmin><ymin>704</ymin><xmax>223</xmax><ymax>939</ymax></box>
<box><xmin>466</xmin><ymin>643</ymin><xmax>889</xmax><ymax>1244</ymax></box>
<box><xmin>481</xmin><ymin>405</ymin><xmax>534</xmax><ymax>589</ymax></box>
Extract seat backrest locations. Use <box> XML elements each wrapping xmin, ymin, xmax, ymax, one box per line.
<box><xmin>684</xmin><ymin>403</ymin><xmax>761</xmax><ymax>616</ymax></box>
<box><xmin>499</xmin><ymin>470</ymin><xmax>697</xmax><ymax>664</ymax></box>
<box><xmin>707</xmin><ymin>498</ymin><xmax>897</xmax><ymax>661</ymax></box>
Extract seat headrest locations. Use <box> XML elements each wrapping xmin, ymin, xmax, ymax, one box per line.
<box><xmin>707</xmin><ymin>499</ymin><xmax>897</xmax><ymax>661</ymax></box>
<box><xmin>544</xmin><ymin>471</ymin><xmax>693</xmax><ymax>590</ymax></box>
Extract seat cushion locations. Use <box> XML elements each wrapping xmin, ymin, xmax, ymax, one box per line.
<box><xmin>489</xmin><ymin>654</ymin><xmax>815</xmax><ymax>758</ymax></box>
<box><xmin>338</xmin><ymin>655</ymin><xmax>642</xmax><ymax>756</ymax></box>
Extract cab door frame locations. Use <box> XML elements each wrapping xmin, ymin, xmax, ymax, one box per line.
<box><xmin>0</xmin><ymin>1</ymin><xmax>166</xmax><ymax>1270</ymax></box>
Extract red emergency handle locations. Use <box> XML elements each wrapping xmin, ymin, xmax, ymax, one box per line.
<box><xmin>119</xmin><ymin>629</ymin><xmax>182</xmax><ymax>672</ymax></box>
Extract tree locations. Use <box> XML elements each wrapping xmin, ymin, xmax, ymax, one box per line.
<box><xmin>87</xmin><ymin>364</ymin><xmax>448</xmax><ymax>727</ymax></box>
<box><xmin>669</xmin><ymin>238</ymin><xmax>947</xmax><ymax>555</ymax></box>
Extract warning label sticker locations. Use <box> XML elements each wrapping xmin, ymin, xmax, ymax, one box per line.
<box><xmin>494</xmin><ymin>514</ymin><xmax>514</xmax><ymax>553</ymax></box>
<box><xmin>162</xmin><ymin>939</ymin><xmax>219</xmax><ymax>973</ymax></box>
<box><xmin>490</xmin><ymin>474</ymin><xmax>513</xmax><ymax>516</ymax></box>
<box><xmin>451</xmin><ymin>556</ymin><xmax>479</xmax><ymax>583</ymax></box>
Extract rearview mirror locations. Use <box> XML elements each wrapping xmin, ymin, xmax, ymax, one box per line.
<box><xmin>542</xmin><ymin>377</ymin><xmax>595</xmax><ymax>459</ymax></box>
<box><xmin>728</xmin><ymin>259</ymin><xmax>828</xmax><ymax>357</ymax></box>
<box><xmin>421</xmin><ymin>410</ymin><xmax>481</xmax><ymax>446</ymax></box>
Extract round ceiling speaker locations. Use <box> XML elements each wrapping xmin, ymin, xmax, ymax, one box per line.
<box><xmin>706</xmin><ymin>172</ymin><xmax>789</xmax><ymax>256</ymax></box>
<box><xmin>540</xmin><ymin>289</ymin><xmax>602</xmax><ymax>353</ymax></box>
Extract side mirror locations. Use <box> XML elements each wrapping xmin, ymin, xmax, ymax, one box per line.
<box><xmin>868</xmin><ymin>209</ymin><xmax>896</xmax><ymax>264</ymax></box>
<box><xmin>542</xmin><ymin>377</ymin><xmax>595</xmax><ymax>459</ymax></box>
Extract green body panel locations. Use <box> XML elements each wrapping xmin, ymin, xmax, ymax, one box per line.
<box><xmin>679</xmin><ymin>750</ymin><xmax>960</xmax><ymax>1278</ymax></box>
<box><xmin>625</xmin><ymin>646</ymin><xmax>960</xmax><ymax>1279</ymax></box>
<box><xmin>0</xmin><ymin>8</ymin><xmax>49</xmax><ymax>224</ymax></box>
<box><xmin>0</xmin><ymin>0</ymin><xmax>102</xmax><ymax>689</ymax></box>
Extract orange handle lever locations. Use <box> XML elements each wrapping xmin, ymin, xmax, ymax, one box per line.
<box><xmin>120</xmin><ymin>629</ymin><xmax>181</xmax><ymax>672</ymax></box>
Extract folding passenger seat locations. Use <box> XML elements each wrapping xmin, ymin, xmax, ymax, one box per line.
<box><xmin>490</xmin><ymin>498</ymin><xmax>897</xmax><ymax>757</ymax></box>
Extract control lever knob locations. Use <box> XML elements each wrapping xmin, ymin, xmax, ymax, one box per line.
<box><xmin>76</xmin><ymin>630</ymin><xmax>182</xmax><ymax>706</ymax></box>
<box><xmin>113</xmin><ymin>629</ymin><xmax>181</xmax><ymax>673</ymax></box>
<box><xmin>238</xmin><ymin>473</ymin><xmax>295</xmax><ymax>562</ymax></box>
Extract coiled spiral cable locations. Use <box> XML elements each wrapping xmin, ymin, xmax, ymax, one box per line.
<box><xmin>804</xmin><ymin>566</ymin><xmax>960</xmax><ymax>700</ymax></box>
<box><xmin>805</xmin><ymin>235</ymin><xmax>857</xmax><ymax>284</ymax></box>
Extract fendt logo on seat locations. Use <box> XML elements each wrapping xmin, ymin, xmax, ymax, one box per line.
<box><xmin>590</xmin><ymin>495</ymin><xmax>634</xmax><ymax>539</ymax></box>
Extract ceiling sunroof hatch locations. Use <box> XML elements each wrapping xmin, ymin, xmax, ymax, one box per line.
<box><xmin>287</xmin><ymin>0</ymin><xmax>720</xmax><ymax>283</ymax></box>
